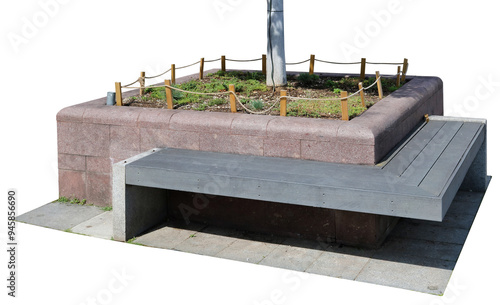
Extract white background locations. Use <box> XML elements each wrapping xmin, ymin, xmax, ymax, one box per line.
<box><xmin>1</xmin><ymin>0</ymin><xmax>499</xmax><ymax>304</ymax></box>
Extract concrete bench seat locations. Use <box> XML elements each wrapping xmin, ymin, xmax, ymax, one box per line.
<box><xmin>113</xmin><ymin>116</ymin><xmax>486</xmax><ymax>244</ymax></box>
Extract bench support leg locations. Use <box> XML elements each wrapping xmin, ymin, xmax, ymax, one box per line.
<box><xmin>460</xmin><ymin>137</ymin><xmax>487</xmax><ymax>192</ymax></box>
<box><xmin>113</xmin><ymin>150</ymin><xmax>169</xmax><ymax>242</ymax></box>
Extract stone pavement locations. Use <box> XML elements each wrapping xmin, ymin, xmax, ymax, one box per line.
<box><xmin>16</xmin><ymin>191</ymin><xmax>484</xmax><ymax>295</ymax></box>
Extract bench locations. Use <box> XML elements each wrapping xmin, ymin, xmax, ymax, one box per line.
<box><xmin>112</xmin><ymin>116</ymin><xmax>487</xmax><ymax>245</ymax></box>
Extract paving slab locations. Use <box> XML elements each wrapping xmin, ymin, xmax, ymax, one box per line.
<box><xmin>354</xmin><ymin>254</ymin><xmax>455</xmax><ymax>295</ymax></box>
<box><xmin>71</xmin><ymin>211</ymin><xmax>113</xmax><ymax>239</ymax></box>
<box><xmin>378</xmin><ymin>236</ymin><xmax>462</xmax><ymax>264</ymax></box>
<box><xmin>259</xmin><ymin>238</ymin><xmax>325</xmax><ymax>272</ymax></box>
<box><xmin>216</xmin><ymin>238</ymin><xmax>281</xmax><ymax>264</ymax></box>
<box><xmin>391</xmin><ymin>220</ymin><xmax>470</xmax><ymax>245</ymax></box>
<box><xmin>305</xmin><ymin>250</ymin><xmax>370</xmax><ymax>280</ymax></box>
<box><xmin>134</xmin><ymin>222</ymin><xmax>205</xmax><ymax>249</ymax></box>
<box><xmin>173</xmin><ymin>226</ymin><xmax>244</xmax><ymax>257</ymax></box>
<box><xmin>16</xmin><ymin>202</ymin><xmax>104</xmax><ymax>231</ymax></box>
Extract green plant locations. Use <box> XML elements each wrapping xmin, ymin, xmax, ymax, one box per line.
<box><xmin>388</xmin><ymin>85</ymin><xmax>399</xmax><ymax>93</ymax></box>
<box><xmin>101</xmin><ymin>206</ymin><xmax>113</xmax><ymax>211</ymax></box>
<box><xmin>150</xmin><ymin>87</ymin><xmax>166</xmax><ymax>100</ymax></box>
<box><xmin>208</xmin><ymin>98</ymin><xmax>226</xmax><ymax>106</ymax></box>
<box><xmin>193</xmin><ymin>104</ymin><xmax>208</xmax><ymax>111</ymax></box>
<box><xmin>297</xmin><ymin>73</ymin><xmax>320</xmax><ymax>87</ymax></box>
<box><xmin>55</xmin><ymin>196</ymin><xmax>70</xmax><ymax>203</ymax></box>
<box><xmin>333</xmin><ymin>88</ymin><xmax>342</xmax><ymax>94</ymax></box>
<box><xmin>251</xmin><ymin>100</ymin><xmax>264</xmax><ymax>110</ymax></box>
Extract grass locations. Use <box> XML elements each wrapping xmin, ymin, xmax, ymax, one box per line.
<box><xmin>286</xmin><ymin>95</ymin><xmax>376</xmax><ymax>119</ymax></box>
<box><xmin>101</xmin><ymin>206</ymin><xmax>112</xmax><ymax>211</ymax></box>
<box><xmin>54</xmin><ymin>196</ymin><xmax>89</xmax><ymax>206</ymax></box>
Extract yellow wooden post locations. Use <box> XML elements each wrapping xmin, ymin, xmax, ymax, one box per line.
<box><xmin>360</xmin><ymin>58</ymin><xmax>366</xmax><ymax>81</ymax></box>
<box><xmin>115</xmin><ymin>82</ymin><xmax>122</xmax><ymax>106</ymax></box>
<box><xmin>165</xmin><ymin>79</ymin><xmax>174</xmax><ymax>110</ymax></box>
<box><xmin>309</xmin><ymin>54</ymin><xmax>315</xmax><ymax>75</ymax></box>
<box><xmin>341</xmin><ymin>91</ymin><xmax>349</xmax><ymax>121</ymax></box>
<box><xmin>280</xmin><ymin>90</ymin><xmax>287</xmax><ymax>116</ymax></box>
<box><xmin>221</xmin><ymin>55</ymin><xmax>226</xmax><ymax>72</ymax></box>
<box><xmin>171</xmin><ymin>64</ymin><xmax>176</xmax><ymax>85</ymax></box>
<box><xmin>199</xmin><ymin>58</ymin><xmax>205</xmax><ymax>80</ymax></box>
<box><xmin>262</xmin><ymin>54</ymin><xmax>267</xmax><ymax>76</ymax></box>
<box><xmin>139</xmin><ymin>71</ymin><xmax>145</xmax><ymax>96</ymax></box>
<box><xmin>376</xmin><ymin>71</ymin><xmax>383</xmax><ymax>100</ymax></box>
<box><xmin>229</xmin><ymin>84</ymin><xmax>237</xmax><ymax>113</ymax></box>
<box><xmin>358</xmin><ymin>82</ymin><xmax>365</xmax><ymax>108</ymax></box>
<box><xmin>401</xmin><ymin>58</ymin><xmax>408</xmax><ymax>82</ymax></box>
<box><xmin>396</xmin><ymin>66</ymin><xmax>401</xmax><ymax>87</ymax></box>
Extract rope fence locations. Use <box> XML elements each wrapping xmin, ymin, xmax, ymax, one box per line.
<box><xmin>116</xmin><ymin>54</ymin><xmax>409</xmax><ymax>120</ymax></box>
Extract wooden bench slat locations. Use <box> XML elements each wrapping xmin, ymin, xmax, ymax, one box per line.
<box><xmin>383</xmin><ymin>120</ymin><xmax>446</xmax><ymax>176</ymax></box>
<box><xmin>399</xmin><ymin>121</ymin><xmax>463</xmax><ymax>186</ymax></box>
<box><xmin>418</xmin><ymin>123</ymin><xmax>483</xmax><ymax>196</ymax></box>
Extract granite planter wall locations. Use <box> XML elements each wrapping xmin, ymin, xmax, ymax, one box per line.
<box><xmin>57</xmin><ymin>71</ymin><xmax>443</xmax><ymax>208</ymax></box>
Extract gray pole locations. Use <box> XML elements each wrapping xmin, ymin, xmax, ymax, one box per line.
<box><xmin>267</xmin><ymin>0</ymin><xmax>287</xmax><ymax>87</ymax></box>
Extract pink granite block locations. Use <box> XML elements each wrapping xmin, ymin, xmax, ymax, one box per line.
<box><xmin>109</xmin><ymin>150</ymin><xmax>142</xmax><ymax>164</ymax></box>
<box><xmin>300</xmin><ymin>140</ymin><xmax>342</xmax><ymax>163</ymax></box>
<box><xmin>200</xmin><ymin>134</ymin><xmax>264</xmax><ymax>155</ymax></box>
<box><xmin>266</xmin><ymin>116</ymin><xmax>341</xmax><ymax>141</ymax></box>
<box><xmin>165</xmin><ymin>130</ymin><xmax>200</xmax><ymax>150</ymax></box>
<box><xmin>264</xmin><ymin>138</ymin><xmax>301</xmax><ymax>159</ymax></box>
<box><xmin>336</xmin><ymin>142</ymin><xmax>374</xmax><ymax>165</ymax></box>
<box><xmin>138</xmin><ymin>108</ymin><xmax>179</xmax><ymax>129</ymax></box>
<box><xmin>110</xmin><ymin>126</ymin><xmax>141</xmax><ymax>156</ymax></box>
<box><xmin>86</xmin><ymin>156</ymin><xmax>112</xmax><ymax>174</ymax></box>
<box><xmin>140</xmin><ymin>128</ymin><xmax>170</xmax><ymax>151</ymax></box>
<box><xmin>56</xmin><ymin>105</ymin><xmax>86</xmax><ymax>123</ymax></box>
<box><xmin>336</xmin><ymin>122</ymin><xmax>374</xmax><ymax>145</ymax></box>
<box><xmin>59</xmin><ymin>170</ymin><xmax>86</xmax><ymax>199</ymax></box>
<box><xmin>58</xmin><ymin>154</ymin><xmax>86</xmax><ymax>171</ymax></box>
<box><xmin>57</xmin><ymin>122</ymin><xmax>110</xmax><ymax>157</ymax></box>
<box><xmin>230</xmin><ymin>114</ymin><xmax>274</xmax><ymax>137</ymax></box>
<box><xmin>169</xmin><ymin>111</ymin><xmax>237</xmax><ymax>134</ymax></box>
<box><xmin>83</xmin><ymin>105</ymin><xmax>143</xmax><ymax>126</ymax></box>
<box><xmin>86</xmin><ymin>172</ymin><xmax>111</xmax><ymax>206</ymax></box>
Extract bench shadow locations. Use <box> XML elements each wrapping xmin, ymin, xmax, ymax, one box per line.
<box><xmin>140</xmin><ymin>182</ymin><xmax>488</xmax><ymax>272</ymax></box>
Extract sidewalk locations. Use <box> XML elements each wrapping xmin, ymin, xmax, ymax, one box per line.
<box><xmin>17</xmin><ymin>190</ymin><xmax>484</xmax><ymax>295</ymax></box>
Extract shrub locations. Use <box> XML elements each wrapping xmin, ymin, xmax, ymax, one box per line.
<box><xmin>297</xmin><ymin>73</ymin><xmax>320</xmax><ymax>87</ymax></box>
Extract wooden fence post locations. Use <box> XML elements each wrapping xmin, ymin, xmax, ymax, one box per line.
<box><xmin>376</xmin><ymin>71</ymin><xmax>383</xmax><ymax>100</ymax></box>
<box><xmin>165</xmin><ymin>79</ymin><xmax>173</xmax><ymax>110</ymax></box>
<box><xmin>229</xmin><ymin>84</ymin><xmax>237</xmax><ymax>113</ymax></box>
<box><xmin>221</xmin><ymin>55</ymin><xmax>226</xmax><ymax>72</ymax></box>
<box><xmin>262</xmin><ymin>54</ymin><xmax>267</xmax><ymax>76</ymax></box>
<box><xmin>401</xmin><ymin>58</ymin><xmax>408</xmax><ymax>82</ymax></box>
<box><xmin>280</xmin><ymin>90</ymin><xmax>287</xmax><ymax>116</ymax></box>
<box><xmin>115</xmin><ymin>82</ymin><xmax>122</xmax><ymax>106</ymax></box>
<box><xmin>358</xmin><ymin>82</ymin><xmax>365</xmax><ymax>108</ymax></box>
<box><xmin>139</xmin><ymin>71</ymin><xmax>145</xmax><ymax>96</ymax></box>
<box><xmin>341</xmin><ymin>91</ymin><xmax>349</xmax><ymax>121</ymax></box>
<box><xmin>360</xmin><ymin>58</ymin><xmax>366</xmax><ymax>81</ymax></box>
<box><xmin>199</xmin><ymin>58</ymin><xmax>205</xmax><ymax>80</ymax></box>
<box><xmin>171</xmin><ymin>64</ymin><xmax>176</xmax><ymax>85</ymax></box>
<box><xmin>396</xmin><ymin>66</ymin><xmax>401</xmax><ymax>87</ymax></box>
<box><xmin>309</xmin><ymin>54</ymin><xmax>315</xmax><ymax>75</ymax></box>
